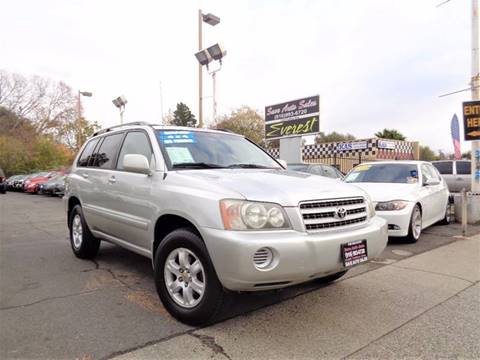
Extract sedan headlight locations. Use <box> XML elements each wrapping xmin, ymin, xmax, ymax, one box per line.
<box><xmin>220</xmin><ymin>200</ymin><xmax>291</xmax><ymax>230</ymax></box>
<box><xmin>375</xmin><ymin>200</ymin><xmax>409</xmax><ymax>211</ymax></box>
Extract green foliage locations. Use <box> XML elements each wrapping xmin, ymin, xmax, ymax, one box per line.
<box><xmin>170</xmin><ymin>102</ymin><xmax>197</xmax><ymax>127</ymax></box>
<box><xmin>419</xmin><ymin>145</ymin><xmax>438</xmax><ymax>161</ymax></box>
<box><xmin>374</xmin><ymin>128</ymin><xmax>406</xmax><ymax>141</ymax></box>
<box><xmin>214</xmin><ymin>106</ymin><xmax>264</xmax><ymax>145</ymax></box>
<box><xmin>315</xmin><ymin>131</ymin><xmax>356</xmax><ymax>144</ymax></box>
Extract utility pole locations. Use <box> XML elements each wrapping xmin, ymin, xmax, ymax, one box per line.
<box><xmin>471</xmin><ymin>0</ymin><xmax>480</xmax><ymax>192</ymax></box>
<box><xmin>198</xmin><ymin>9</ymin><xmax>204</xmax><ymax>128</ymax></box>
<box><xmin>212</xmin><ymin>71</ymin><xmax>217</xmax><ymax>124</ymax></box>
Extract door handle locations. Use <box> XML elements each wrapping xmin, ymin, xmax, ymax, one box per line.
<box><xmin>108</xmin><ymin>176</ymin><xmax>116</xmax><ymax>184</ymax></box>
<box><xmin>82</xmin><ymin>173</ymin><xmax>89</xmax><ymax>179</ymax></box>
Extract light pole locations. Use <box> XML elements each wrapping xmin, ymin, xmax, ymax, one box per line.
<box><xmin>112</xmin><ymin>95</ymin><xmax>128</xmax><ymax>124</ymax></box>
<box><xmin>198</xmin><ymin>10</ymin><xmax>220</xmax><ymax>128</ymax></box>
<box><xmin>77</xmin><ymin>90</ymin><xmax>92</xmax><ymax>149</ymax></box>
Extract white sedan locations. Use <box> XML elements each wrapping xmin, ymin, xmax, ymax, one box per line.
<box><xmin>344</xmin><ymin>161</ymin><xmax>451</xmax><ymax>242</ymax></box>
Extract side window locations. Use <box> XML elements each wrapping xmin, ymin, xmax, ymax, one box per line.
<box><xmin>427</xmin><ymin>164</ymin><xmax>440</xmax><ymax>180</ymax></box>
<box><xmin>92</xmin><ymin>133</ymin><xmax>124</xmax><ymax>169</ymax></box>
<box><xmin>432</xmin><ymin>161</ymin><xmax>453</xmax><ymax>175</ymax></box>
<box><xmin>421</xmin><ymin>164</ymin><xmax>434</xmax><ymax>183</ymax></box>
<box><xmin>456</xmin><ymin>161</ymin><xmax>471</xmax><ymax>175</ymax></box>
<box><xmin>117</xmin><ymin>131</ymin><xmax>153</xmax><ymax>170</ymax></box>
<box><xmin>77</xmin><ymin>138</ymin><xmax>99</xmax><ymax>167</ymax></box>
<box><xmin>309</xmin><ymin>165</ymin><xmax>324</xmax><ymax>175</ymax></box>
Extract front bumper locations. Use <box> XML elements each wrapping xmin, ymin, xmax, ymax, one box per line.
<box><xmin>375</xmin><ymin>203</ymin><xmax>414</xmax><ymax>237</ymax></box>
<box><xmin>201</xmin><ymin>216</ymin><xmax>387</xmax><ymax>291</ymax></box>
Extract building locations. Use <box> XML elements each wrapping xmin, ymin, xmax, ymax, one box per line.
<box><xmin>267</xmin><ymin>138</ymin><xmax>420</xmax><ymax>173</ymax></box>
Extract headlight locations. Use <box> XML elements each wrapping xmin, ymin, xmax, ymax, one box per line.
<box><xmin>220</xmin><ymin>200</ymin><xmax>291</xmax><ymax>230</ymax></box>
<box><xmin>375</xmin><ymin>200</ymin><xmax>409</xmax><ymax>211</ymax></box>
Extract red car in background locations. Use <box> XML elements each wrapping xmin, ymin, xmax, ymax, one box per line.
<box><xmin>23</xmin><ymin>172</ymin><xmax>59</xmax><ymax>193</ymax></box>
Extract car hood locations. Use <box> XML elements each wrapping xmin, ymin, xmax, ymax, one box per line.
<box><xmin>170</xmin><ymin>169</ymin><xmax>367</xmax><ymax>207</ymax></box>
<box><xmin>349</xmin><ymin>182</ymin><xmax>420</xmax><ymax>202</ymax></box>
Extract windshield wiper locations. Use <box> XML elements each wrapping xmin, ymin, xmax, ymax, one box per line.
<box><xmin>172</xmin><ymin>162</ymin><xmax>226</xmax><ymax>169</ymax></box>
<box><xmin>226</xmin><ymin>163</ymin><xmax>273</xmax><ymax>169</ymax></box>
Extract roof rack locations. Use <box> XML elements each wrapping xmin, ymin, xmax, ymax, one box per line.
<box><xmin>93</xmin><ymin>121</ymin><xmax>156</xmax><ymax>136</ymax></box>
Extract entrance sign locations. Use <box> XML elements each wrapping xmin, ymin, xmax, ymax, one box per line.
<box><xmin>265</xmin><ymin>95</ymin><xmax>319</xmax><ymax>140</ymax></box>
<box><xmin>462</xmin><ymin>101</ymin><xmax>480</xmax><ymax>140</ymax></box>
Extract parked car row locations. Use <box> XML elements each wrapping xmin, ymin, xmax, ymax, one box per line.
<box><xmin>4</xmin><ymin>171</ymin><xmax>67</xmax><ymax>196</ymax></box>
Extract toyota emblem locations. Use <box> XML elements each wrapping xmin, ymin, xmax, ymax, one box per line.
<box><xmin>336</xmin><ymin>207</ymin><xmax>347</xmax><ymax>219</ymax></box>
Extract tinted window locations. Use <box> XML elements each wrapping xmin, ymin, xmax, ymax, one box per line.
<box><xmin>345</xmin><ymin>164</ymin><xmax>418</xmax><ymax>184</ymax></box>
<box><xmin>456</xmin><ymin>161</ymin><xmax>471</xmax><ymax>175</ymax></box>
<box><xmin>92</xmin><ymin>133</ymin><xmax>124</xmax><ymax>169</ymax></box>
<box><xmin>117</xmin><ymin>131</ymin><xmax>153</xmax><ymax>170</ymax></box>
<box><xmin>77</xmin><ymin>138</ymin><xmax>99</xmax><ymax>167</ymax></box>
<box><xmin>432</xmin><ymin>161</ymin><xmax>453</xmax><ymax>175</ymax></box>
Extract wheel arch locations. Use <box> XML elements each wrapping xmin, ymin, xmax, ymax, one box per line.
<box><xmin>67</xmin><ymin>196</ymin><xmax>81</xmax><ymax>227</ymax></box>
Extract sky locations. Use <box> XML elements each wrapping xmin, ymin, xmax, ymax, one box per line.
<box><xmin>0</xmin><ymin>0</ymin><xmax>474</xmax><ymax>152</ymax></box>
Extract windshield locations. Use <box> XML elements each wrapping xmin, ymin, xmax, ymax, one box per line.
<box><xmin>156</xmin><ymin>130</ymin><xmax>281</xmax><ymax>170</ymax></box>
<box><xmin>345</xmin><ymin>163</ymin><xmax>419</xmax><ymax>184</ymax></box>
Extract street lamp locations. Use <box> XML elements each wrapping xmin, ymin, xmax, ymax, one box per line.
<box><xmin>77</xmin><ymin>90</ymin><xmax>93</xmax><ymax>149</ymax></box>
<box><xmin>195</xmin><ymin>43</ymin><xmax>227</xmax><ymax>125</ymax></box>
<box><xmin>112</xmin><ymin>95</ymin><xmax>128</xmax><ymax>124</ymax></box>
<box><xmin>198</xmin><ymin>9</ymin><xmax>220</xmax><ymax>128</ymax></box>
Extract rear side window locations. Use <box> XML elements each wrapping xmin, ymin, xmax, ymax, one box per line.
<box><xmin>77</xmin><ymin>139</ymin><xmax>100</xmax><ymax>167</ymax></box>
<box><xmin>322</xmin><ymin>165</ymin><xmax>341</xmax><ymax>179</ymax></box>
<box><xmin>116</xmin><ymin>131</ymin><xmax>153</xmax><ymax>170</ymax></box>
<box><xmin>432</xmin><ymin>161</ymin><xmax>453</xmax><ymax>175</ymax></box>
<box><xmin>92</xmin><ymin>133</ymin><xmax>124</xmax><ymax>169</ymax></box>
<box><xmin>456</xmin><ymin>161</ymin><xmax>471</xmax><ymax>175</ymax></box>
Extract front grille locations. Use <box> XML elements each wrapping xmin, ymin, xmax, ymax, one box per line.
<box><xmin>300</xmin><ymin>197</ymin><xmax>368</xmax><ymax>231</ymax></box>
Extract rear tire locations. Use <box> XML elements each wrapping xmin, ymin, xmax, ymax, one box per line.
<box><xmin>154</xmin><ymin>228</ymin><xmax>226</xmax><ymax>325</ymax></box>
<box><xmin>315</xmin><ymin>270</ymin><xmax>348</xmax><ymax>284</ymax></box>
<box><xmin>405</xmin><ymin>204</ymin><xmax>422</xmax><ymax>243</ymax></box>
<box><xmin>69</xmin><ymin>205</ymin><xmax>100</xmax><ymax>259</ymax></box>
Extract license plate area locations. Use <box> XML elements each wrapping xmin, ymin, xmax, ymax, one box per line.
<box><xmin>341</xmin><ymin>240</ymin><xmax>368</xmax><ymax>267</ymax></box>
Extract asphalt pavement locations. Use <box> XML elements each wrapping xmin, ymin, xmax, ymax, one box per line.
<box><xmin>0</xmin><ymin>192</ymin><xmax>478</xmax><ymax>360</ymax></box>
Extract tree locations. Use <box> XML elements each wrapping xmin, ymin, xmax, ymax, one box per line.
<box><xmin>214</xmin><ymin>106</ymin><xmax>264</xmax><ymax>145</ymax></box>
<box><xmin>461</xmin><ymin>151</ymin><xmax>471</xmax><ymax>160</ymax></box>
<box><xmin>374</xmin><ymin>128</ymin><xmax>406</xmax><ymax>141</ymax></box>
<box><xmin>419</xmin><ymin>146</ymin><xmax>438</xmax><ymax>161</ymax></box>
<box><xmin>315</xmin><ymin>131</ymin><xmax>356</xmax><ymax>144</ymax></box>
<box><xmin>168</xmin><ymin>102</ymin><xmax>197</xmax><ymax>127</ymax></box>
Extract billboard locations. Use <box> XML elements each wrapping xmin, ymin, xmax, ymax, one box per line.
<box><xmin>462</xmin><ymin>101</ymin><xmax>480</xmax><ymax>140</ymax></box>
<box><xmin>265</xmin><ymin>95</ymin><xmax>320</xmax><ymax>140</ymax></box>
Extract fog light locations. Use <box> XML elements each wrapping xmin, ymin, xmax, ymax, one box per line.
<box><xmin>388</xmin><ymin>224</ymin><xmax>401</xmax><ymax>230</ymax></box>
<box><xmin>253</xmin><ymin>248</ymin><xmax>273</xmax><ymax>269</ymax></box>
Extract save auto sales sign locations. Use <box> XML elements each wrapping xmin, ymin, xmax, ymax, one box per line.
<box><xmin>265</xmin><ymin>95</ymin><xmax>320</xmax><ymax>140</ymax></box>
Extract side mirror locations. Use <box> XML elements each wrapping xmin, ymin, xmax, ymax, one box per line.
<box><xmin>277</xmin><ymin>159</ymin><xmax>287</xmax><ymax>169</ymax></box>
<box><xmin>123</xmin><ymin>154</ymin><xmax>151</xmax><ymax>174</ymax></box>
<box><xmin>424</xmin><ymin>178</ymin><xmax>440</xmax><ymax>186</ymax></box>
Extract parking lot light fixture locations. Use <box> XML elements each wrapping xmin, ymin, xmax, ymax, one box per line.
<box><xmin>195</xmin><ymin>50</ymin><xmax>212</xmax><ymax>67</ymax></box>
<box><xmin>112</xmin><ymin>95</ymin><xmax>128</xmax><ymax>124</ymax></box>
<box><xmin>206</xmin><ymin>43</ymin><xmax>226</xmax><ymax>63</ymax></box>
<box><xmin>202</xmin><ymin>13</ymin><xmax>220</xmax><ymax>26</ymax></box>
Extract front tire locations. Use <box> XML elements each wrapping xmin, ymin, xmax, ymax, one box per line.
<box><xmin>405</xmin><ymin>204</ymin><xmax>422</xmax><ymax>243</ymax></box>
<box><xmin>154</xmin><ymin>228</ymin><xmax>226</xmax><ymax>325</ymax></box>
<box><xmin>439</xmin><ymin>200</ymin><xmax>454</xmax><ymax>225</ymax></box>
<box><xmin>69</xmin><ymin>205</ymin><xmax>100</xmax><ymax>259</ymax></box>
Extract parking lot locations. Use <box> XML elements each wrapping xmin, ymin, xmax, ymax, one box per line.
<box><xmin>0</xmin><ymin>192</ymin><xmax>479</xmax><ymax>359</ymax></box>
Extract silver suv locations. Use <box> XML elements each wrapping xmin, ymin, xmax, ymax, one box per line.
<box><xmin>65</xmin><ymin>122</ymin><xmax>388</xmax><ymax>324</ymax></box>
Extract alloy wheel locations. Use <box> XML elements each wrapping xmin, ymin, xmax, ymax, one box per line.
<box><xmin>412</xmin><ymin>207</ymin><xmax>422</xmax><ymax>239</ymax></box>
<box><xmin>72</xmin><ymin>214</ymin><xmax>83</xmax><ymax>249</ymax></box>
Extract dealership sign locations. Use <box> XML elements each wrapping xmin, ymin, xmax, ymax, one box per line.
<box><xmin>336</xmin><ymin>141</ymin><xmax>367</xmax><ymax>151</ymax></box>
<box><xmin>377</xmin><ymin>140</ymin><xmax>396</xmax><ymax>149</ymax></box>
<box><xmin>462</xmin><ymin>100</ymin><xmax>480</xmax><ymax>140</ymax></box>
<box><xmin>265</xmin><ymin>95</ymin><xmax>320</xmax><ymax>140</ymax></box>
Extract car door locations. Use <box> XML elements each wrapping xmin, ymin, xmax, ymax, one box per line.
<box><xmin>420</xmin><ymin>164</ymin><xmax>443</xmax><ymax>226</ymax></box>
<box><xmin>426</xmin><ymin>163</ymin><xmax>448</xmax><ymax>221</ymax></box>
<box><xmin>85</xmin><ymin>132</ymin><xmax>125</xmax><ymax>235</ymax></box>
<box><xmin>455</xmin><ymin>161</ymin><xmax>471</xmax><ymax>192</ymax></box>
<box><xmin>104</xmin><ymin>130</ymin><xmax>155</xmax><ymax>252</ymax></box>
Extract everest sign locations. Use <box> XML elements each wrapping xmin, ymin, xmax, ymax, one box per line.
<box><xmin>265</xmin><ymin>95</ymin><xmax>320</xmax><ymax>140</ymax></box>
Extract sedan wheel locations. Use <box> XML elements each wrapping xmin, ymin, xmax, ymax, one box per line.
<box><xmin>406</xmin><ymin>205</ymin><xmax>422</xmax><ymax>243</ymax></box>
